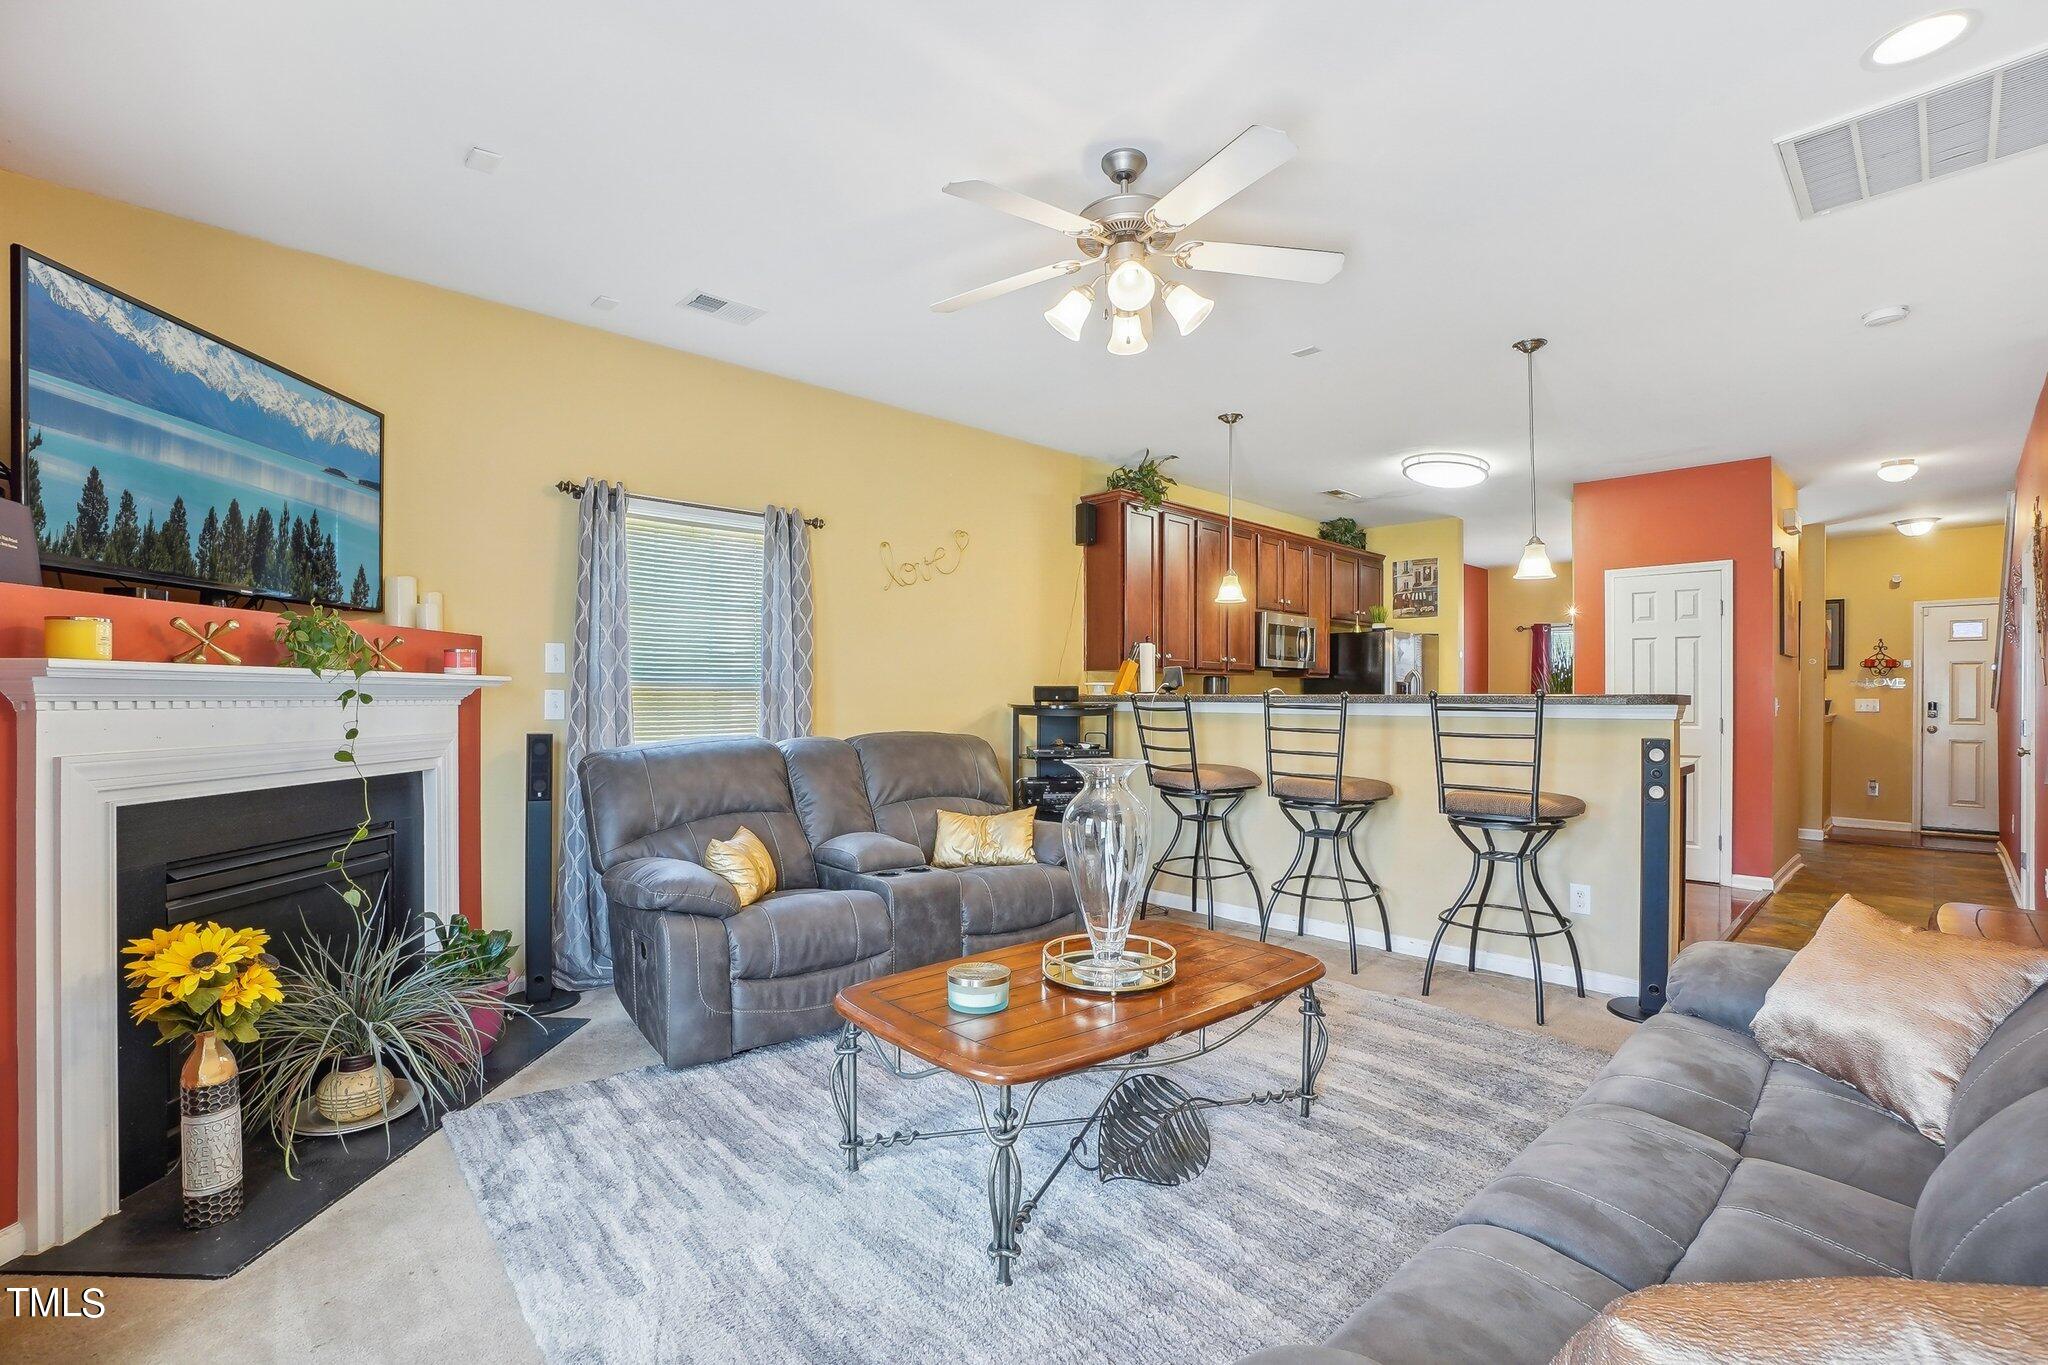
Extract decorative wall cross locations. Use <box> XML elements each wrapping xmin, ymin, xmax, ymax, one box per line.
<box><xmin>365</xmin><ymin>634</ymin><xmax>406</xmax><ymax>671</ymax></box>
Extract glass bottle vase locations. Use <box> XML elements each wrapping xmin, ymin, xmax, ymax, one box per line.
<box><xmin>1059</xmin><ymin>758</ymin><xmax>1152</xmax><ymax>987</ymax></box>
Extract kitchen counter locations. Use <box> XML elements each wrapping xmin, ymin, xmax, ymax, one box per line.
<box><xmin>1123</xmin><ymin>692</ymin><xmax>1686</xmax><ymax>718</ymax></box>
<box><xmin>1111</xmin><ymin>696</ymin><xmax>1684</xmax><ymax>996</ymax></box>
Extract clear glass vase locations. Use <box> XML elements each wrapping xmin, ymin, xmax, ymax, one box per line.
<box><xmin>1060</xmin><ymin>758</ymin><xmax>1152</xmax><ymax>987</ymax></box>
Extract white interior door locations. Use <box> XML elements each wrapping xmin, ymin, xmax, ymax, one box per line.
<box><xmin>1919</xmin><ymin>600</ymin><xmax>1999</xmax><ymax>834</ymax></box>
<box><xmin>1606</xmin><ymin>562</ymin><xmax>1731</xmax><ymax>884</ymax></box>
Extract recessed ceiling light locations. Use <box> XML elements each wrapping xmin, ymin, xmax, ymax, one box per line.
<box><xmin>1861</xmin><ymin>305</ymin><xmax>1911</xmax><ymax>327</ymax></box>
<box><xmin>1867</xmin><ymin>11</ymin><xmax>1972</xmax><ymax>67</ymax></box>
<box><xmin>463</xmin><ymin>146</ymin><xmax>502</xmax><ymax>174</ymax></box>
<box><xmin>1877</xmin><ymin>458</ymin><xmax>1919</xmax><ymax>482</ymax></box>
<box><xmin>590</xmin><ymin>295</ymin><xmax>621</xmax><ymax>311</ymax></box>
<box><xmin>1894</xmin><ymin>517</ymin><xmax>1941</xmax><ymax>536</ymax></box>
<box><xmin>1401</xmin><ymin>452</ymin><xmax>1490</xmax><ymax>489</ymax></box>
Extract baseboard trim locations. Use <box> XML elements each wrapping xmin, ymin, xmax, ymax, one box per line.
<box><xmin>1796</xmin><ymin>827</ymin><xmax>1826</xmax><ymax>843</ymax></box>
<box><xmin>1772</xmin><ymin>852</ymin><xmax>1803</xmax><ymax>892</ymax></box>
<box><xmin>1145</xmin><ymin>889</ymin><xmax>1637</xmax><ymax>997</ymax></box>
<box><xmin>1830</xmin><ymin>817</ymin><xmax>1916</xmax><ymax>833</ymax></box>
<box><xmin>1997</xmin><ymin>839</ymin><xmax>2026</xmax><ymax>909</ymax></box>
<box><xmin>0</xmin><ymin>1221</ymin><xmax>24</xmax><ymax>1263</ymax></box>
<box><xmin>1727</xmin><ymin>873</ymin><xmax>1775</xmax><ymax>894</ymax></box>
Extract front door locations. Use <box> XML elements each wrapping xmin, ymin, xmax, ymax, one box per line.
<box><xmin>1919</xmin><ymin>599</ymin><xmax>1999</xmax><ymax>834</ymax></box>
<box><xmin>1606</xmin><ymin>562</ymin><xmax>1731</xmax><ymax>885</ymax></box>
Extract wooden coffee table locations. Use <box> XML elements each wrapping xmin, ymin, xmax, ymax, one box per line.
<box><xmin>831</xmin><ymin>921</ymin><xmax>1328</xmax><ymax>1283</ymax></box>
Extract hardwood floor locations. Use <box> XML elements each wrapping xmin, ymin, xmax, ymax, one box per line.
<box><xmin>1729</xmin><ymin>836</ymin><xmax>2019</xmax><ymax>951</ymax></box>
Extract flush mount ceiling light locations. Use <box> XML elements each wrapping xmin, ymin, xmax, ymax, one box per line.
<box><xmin>1512</xmin><ymin>338</ymin><xmax>1557</xmax><ymax>581</ymax></box>
<box><xmin>1216</xmin><ymin>413</ymin><xmax>1247</xmax><ymax>605</ymax></box>
<box><xmin>1877</xmin><ymin>458</ymin><xmax>1919</xmax><ymax>482</ymax></box>
<box><xmin>932</xmin><ymin>127</ymin><xmax>1344</xmax><ymax>356</ymax></box>
<box><xmin>1867</xmin><ymin>11</ymin><xmax>1972</xmax><ymax>67</ymax></box>
<box><xmin>1401</xmin><ymin>452</ymin><xmax>1490</xmax><ymax>489</ymax></box>
<box><xmin>1862</xmin><ymin>305</ymin><xmax>1911</xmax><ymax>327</ymax></box>
<box><xmin>1894</xmin><ymin>517</ymin><xmax>1942</xmax><ymax>536</ymax></box>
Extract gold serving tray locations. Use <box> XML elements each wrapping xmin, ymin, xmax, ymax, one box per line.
<box><xmin>1041</xmin><ymin>933</ymin><xmax>1177</xmax><ymax>996</ymax></box>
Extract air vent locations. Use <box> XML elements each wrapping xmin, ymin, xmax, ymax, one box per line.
<box><xmin>1290</xmin><ymin>345</ymin><xmax>1323</xmax><ymax>359</ymax></box>
<box><xmin>679</xmin><ymin>292</ymin><xmax>764</xmax><ymax>326</ymax></box>
<box><xmin>1778</xmin><ymin>48</ymin><xmax>2048</xmax><ymax>217</ymax></box>
<box><xmin>1321</xmin><ymin>488</ymin><xmax>1365</xmax><ymax>502</ymax></box>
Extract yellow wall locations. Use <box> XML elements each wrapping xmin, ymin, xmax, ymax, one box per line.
<box><xmin>1797</xmin><ymin>523</ymin><xmax>1829</xmax><ymax>835</ymax></box>
<box><xmin>1485</xmin><ymin>562</ymin><xmax>1576</xmax><ymax>693</ymax></box>
<box><xmin>1770</xmin><ymin>466</ymin><xmax>1804</xmax><ymax>876</ymax></box>
<box><xmin>1364</xmin><ymin>516</ymin><xmax>1466</xmax><ymax>687</ymax></box>
<box><xmin>0</xmin><ymin>168</ymin><xmax>1300</xmax><ymax>937</ymax></box>
<box><xmin>1824</xmin><ymin>522</ymin><xmax>2004</xmax><ymax>828</ymax></box>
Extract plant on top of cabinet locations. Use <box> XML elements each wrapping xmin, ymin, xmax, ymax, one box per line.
<box><xmin>1317</xmin><ymin>516</ymin><xmax>1369</xmax><ymax>550</ymax></box>
<box><xmin>1367</xmin><ymin>604</ymin><xmax>1390</xmax><ymax>627</ymax></box>
<box><xmin>1106</xmin><ymin>451</ymin><xmax>1177</xmax><ymax>507</ymax></box>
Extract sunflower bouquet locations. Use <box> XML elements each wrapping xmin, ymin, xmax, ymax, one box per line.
<box><xmin>123</xmin><ymin>922</ymin><xmax>286</xmax><ymax>1046</ymax></box>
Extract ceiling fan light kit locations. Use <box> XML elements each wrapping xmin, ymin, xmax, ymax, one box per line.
<box><xmin>934</xmin><ymin>125</ymin><xmax>1343</xmax><ymax>356</ymax></box>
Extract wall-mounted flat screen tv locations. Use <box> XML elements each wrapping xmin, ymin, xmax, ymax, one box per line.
<box><xmin>9</xmin><ymin>246</ymin><xmax>382</xmax><ymax>608</ymax></box>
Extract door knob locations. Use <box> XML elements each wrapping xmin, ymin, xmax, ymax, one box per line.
<box><xmin>1926</xmin><ymin>725</ymin><xmax>1938</xmax><ymax>734</ymax></box>
<box><xmin>2020</xmin><ymin>747</ymin><xmax>2033</xmax><ymax>757</ymax></box>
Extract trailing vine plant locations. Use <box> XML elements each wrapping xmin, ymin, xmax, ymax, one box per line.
<box><xmin>273</xmin><ymin>606</ymin><xmax>380</xmax><ymax>909</ymax></box>
<box><xmin>1106</xmin><ymin>450</ymin><xmax>1178</xmax><ymax>507</ymax></box>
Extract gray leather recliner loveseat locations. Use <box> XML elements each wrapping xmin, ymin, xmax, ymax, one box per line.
<box><xmin>1245</xmin><ymin>938</ymin><xmax>2048</xmax><ymax>1365</ymax></box>
<box><xmin>582</xmin><ymin>731</ymin><xmax>1079</xmax><ymax>1068</ymax></box>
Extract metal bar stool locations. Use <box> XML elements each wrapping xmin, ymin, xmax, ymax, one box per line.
<box><xmin>1131</xmin><ymin>694</ymin><xmax>1262</xmax><ymax>928</ymax></box>
<box><xmin>1423</xmin><ymin>692</ymin><xmax>1587</xmax><ymax>1024</ymax></box>
<box><xmin>1259</xmin><ymin>690</ymin><xmax>1393</xmax><ymax>974</ymax></box>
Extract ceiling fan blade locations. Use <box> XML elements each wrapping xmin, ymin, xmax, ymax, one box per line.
<box><xmin>931</xmin><ymin>260</ymin><xmax>1085</xmax><ymax>313</ymax></box>
<box><xmin>1146</xmin><ymin>125</ymin><xmax>1297</xmax><ymax>231</ymax></box>
<box><xmin>942</xmin><ymin>180</ymin><xmax>1098</xmax><ymax>236</ymax></box>
<box><xmin>1176</xmin><ymin>241</ymin><xmax>1345</xmax><ymax>284</ymax></box>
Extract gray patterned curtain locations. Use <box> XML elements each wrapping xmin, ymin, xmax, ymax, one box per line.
<box><xmin>761</xmin><ymin>506</ymin><xmax>815</xmax><ymax>741</ymax></box>
<box><xmin>554</xmin><ymin>479</ymin><xmax>632</xmax><ymax>989</ymax></box>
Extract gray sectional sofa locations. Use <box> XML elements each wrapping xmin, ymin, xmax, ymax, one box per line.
<box><xmin>1249</xmin><ymin>939</ymin><xmax>2048</xmax><ymax>1364</ymax></box>
<box><xmin>581</xmin><ymin>730</ymin><xmax>1079</xmax><ymax>1068</ymax></box>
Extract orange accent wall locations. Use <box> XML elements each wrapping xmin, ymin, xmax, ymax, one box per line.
<box><xmin>1462</xmin><ymin>564</ymin><xmax>1489</xmax><ymax>691</ymax></box>
<box><xmin>1572</xmin><ymin>457</ymin><xmax>1782</xmax><ymax>880</ymax></box>
<box><xmin>1998</xmin><ymin>374</ymin><xmax>2048</xmax><ymax>883</ymax></box>
<box><xmin>0</xmin><ymin>585</ymin><xmax>486</xmax><ymax>1231</ymax></box>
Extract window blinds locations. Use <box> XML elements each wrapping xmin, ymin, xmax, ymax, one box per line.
<box><xmin>624</xmin><ymin>500</ymin><xmax>765</xmax><ymax>741</ymax></box>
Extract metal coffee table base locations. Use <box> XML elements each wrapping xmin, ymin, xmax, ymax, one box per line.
<box><xmin>830</xmin><ymin>984</ymin><xmax>1329</xmax><ymax>1284</ymax></box>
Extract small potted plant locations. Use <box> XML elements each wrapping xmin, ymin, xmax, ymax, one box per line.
<box><xmin>1318</xmin><ymin>517</ymin><xmax>1369</xmax><ymax>550</ymax></box>
<box><xmin>430</xmin><ymin>913</ymin><xmax>518</xmax><ymax>1056</ymax></box>
<box><xmin>1106</xmin><ymin>451</ymin><xmax>1177</xmax><ymax>507</ymax></box>
<box><xmin>1367</xmin><ymin>604</ymin><xmax>1391</xmax><ymax>630</ymax></box>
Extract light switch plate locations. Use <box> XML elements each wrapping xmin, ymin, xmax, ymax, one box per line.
<box><xmin>1867</xmin><ymin>779</ymin><xmax>1881</xmax><ymax>797</ymax></box>
<box><xmin>543</xmin><ymin>642</ymin><xmax>567</xmax><ymax>674</ymax></box>
<box><xmin>1855</xmin><ymin>698</ymin><xmax>1880</xmax><ymax>713</ymax></box>
<box><xmin>542</xmin><ymin>688</ymin><xmax>566</xmax><ymax>721</ymax></box>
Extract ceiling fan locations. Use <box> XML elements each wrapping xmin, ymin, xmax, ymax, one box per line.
<box><xmin>932</xmin><ymin>125</ymin><xmax>1345</xmax><ymax>355</ymax></box>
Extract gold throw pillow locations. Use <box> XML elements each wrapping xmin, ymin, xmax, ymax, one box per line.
<box><xmin>931</xmin><ymin>808</ymin><xmax>1038</xmax><ymax>868</ymax></box>
<box><xmin>704</xmin><ymin>826</ymin><xmax>778</xmax><ymax>907</ymax></box>
<box><xmin>1552</xmin><ymin>1278</ymin><xmax>2048</xmax><ymax>1365</ymax></box>
<box><xmin>1751</xmin><ymin>894</ymin><xmax>2048</xmax><ymax>1143</ymax></box>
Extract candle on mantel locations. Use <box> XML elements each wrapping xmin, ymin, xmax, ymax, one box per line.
<box><xmin>386</xmin><ymin>576</ymin><xmax>418</xmax><ymax>629</ymax></box>
<box><xmin>418</xmin><ymin>591</ymin><xmax>444</xmax><ymax>632</ymax></box>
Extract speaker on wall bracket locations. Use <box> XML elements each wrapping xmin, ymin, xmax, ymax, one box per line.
<box><xmin>513</xmin><ymin>731</ymin><xmax>583</xmax><ymax>1017</ymax></box>
<box><xmin>1607</xmin><ymin>736</ymin><xmax>1677</xmax><ymax>1023</ymax></box>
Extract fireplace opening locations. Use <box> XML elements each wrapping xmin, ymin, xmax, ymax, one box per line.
<box><xmin>116</xmin><ymin>773</ymin><xmax>425</xmax><ymax>1197</ymax></box>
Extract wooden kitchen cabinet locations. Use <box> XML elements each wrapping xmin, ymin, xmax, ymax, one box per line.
<box><xmin>1330</xmin><ymin>550</ymin><xmax>1361</xmax><ymax>625</ymax></box>
<box><xmin>1228</xmin><ymin>526</ymin><xmax>1256</xmax><ymax>672</ymax></box>
<box><xmin>1193</xmin><ymin>518</ymin><xmax>1231</xmax><ymax>672</ymax></box>
<box><xmin>1305</xmin><ymin>544</ymin><xmax>1332</xmax><ymax>677</ymax></box>
<box><xmin>1256</xmin><ymin>533</ymin><xmax>1309</xmax><ymax>611</ymax></box>
<box><xmin>1157</xmin><ymin>510</ymin><xmax>1198</xmax><ymax>671</ymax></box>
<box><xmin>1083</xmin><ymin>497</ymin><xmax>1160</xmax><ymax>670</ymax></box>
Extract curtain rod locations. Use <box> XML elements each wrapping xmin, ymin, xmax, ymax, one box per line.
<box><xmin>554</xmin><ymin>480</ymin><xmax>824</xmax><ymax>529</ymax></box>
<box><xmin>1515</xmin><ymin>621</ymin><xmax>1576</xmax><ymax>632</ymax></box>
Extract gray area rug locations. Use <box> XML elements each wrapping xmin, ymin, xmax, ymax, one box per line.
<box><xmin>444</xmin><ymin>983</ymin><xmax>1607</xmax><ymax>1365</ymax></box>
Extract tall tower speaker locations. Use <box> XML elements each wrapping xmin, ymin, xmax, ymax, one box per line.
<box><xmin>514</xmin><ymin>731</ymin><xmax>581</xmax><ymax>1015</ymax></box>
<box><xmin>1607</xmin><ymin>738</ymin><xmax>1676</xmax><ymax>1022</ymax></box>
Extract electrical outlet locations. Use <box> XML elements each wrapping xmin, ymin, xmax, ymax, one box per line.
<box><xmin>1854</xmin><ymin>698</ymin><xmax>1880</xmax><ymax>713</ymax></box>
<box><xmin>1867</xmin><ymin>779</ymin><xmax>1880</xmax><ymax>797</ymax></box>
<box><xmin>543</xmin><ymin>688</ymin><xmax>566</xmax><ymax>721</ymax></box>
<box><xmin>1569</xmin><ymin>884</ymin><xmax>1592</xmax><ymax>917</ymax></box>
<box><xmin>543</xmin><ymin>642</ymin><xmax>567</xmax><ymax>674</ymax></box>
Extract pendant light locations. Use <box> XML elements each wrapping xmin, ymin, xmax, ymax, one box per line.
<box><xmin>1216</xmin><ymin>413</ymin><xmax>1247</xmax><ymax>603</ymax></box>
<box><xmin>1512</xmin><ymin>337</ymin><xmax>1556</xmax><ymax>581</ymax></box>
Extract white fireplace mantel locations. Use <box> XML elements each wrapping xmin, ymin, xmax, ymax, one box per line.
<box><xmin>2</xmin><ymin>658</ymin><xmax>506</xmax><ymax>1253</ymax></box>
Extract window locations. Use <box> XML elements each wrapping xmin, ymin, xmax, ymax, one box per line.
<box><xmin>624</xmin><ymin>499</ymin><xmax>764</xmax><ymax>741</ymax></box>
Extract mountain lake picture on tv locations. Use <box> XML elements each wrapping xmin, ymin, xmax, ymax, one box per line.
<box><xmin>10</xmin><ymin>246</ymin><xmax>383</xmax><ymax>608</ymax></box>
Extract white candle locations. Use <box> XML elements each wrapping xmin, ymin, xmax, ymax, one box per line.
<box><xmin>418</xmin><ymin>595</ymin><xmax>444</xmax><ymax>631</ymax></box>
<box><xmin>385</xmin><ymin>576</ymin><xmax>418</xmax><ymax>629</ymax></box>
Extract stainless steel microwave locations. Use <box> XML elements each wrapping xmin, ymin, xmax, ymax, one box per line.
<box><xmin>1257</xmin><ymin>610</ymin><xmax>1317</xmax><ymax>670</ymax></box>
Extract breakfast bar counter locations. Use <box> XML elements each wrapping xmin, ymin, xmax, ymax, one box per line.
<box><xmin>1110</xmin><ymin>693</ymin><xmax>1687</xmax><ymax>997</ymax></box>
